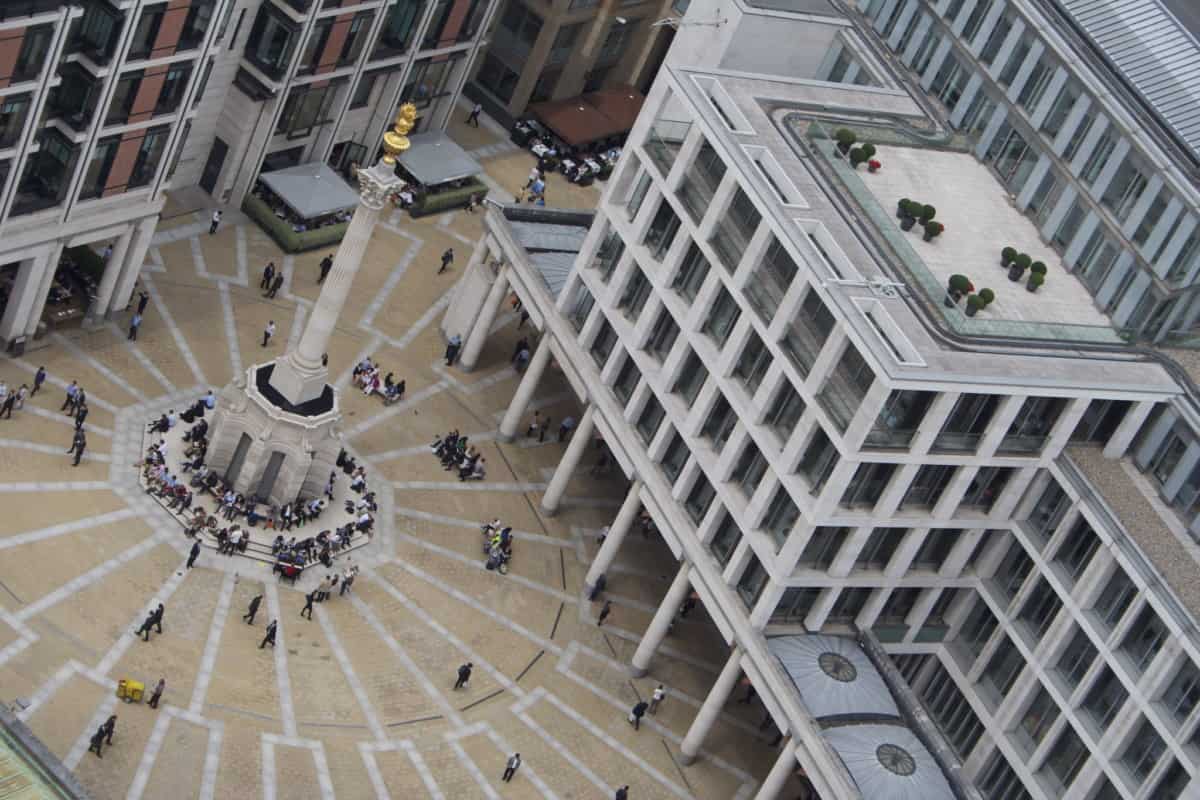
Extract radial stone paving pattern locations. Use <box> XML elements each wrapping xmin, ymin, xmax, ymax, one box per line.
<box><xmin>0</xmin><ymin>158</ymin><xmax>787</xmax><ymax>799</ymax></box>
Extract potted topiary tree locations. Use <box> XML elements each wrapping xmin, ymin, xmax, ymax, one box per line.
<box><xmin>849</xmin><ymin>146</ymin><xmax>869</xmax><ymax>169</ymax></box>
<box><xmin>1000</xmin><ymin>247</ymin><xmax>1016</xmax><ymax>268</ymax></box>
<box><xmin>979</xmin><ymin>288</ymin><xmax>995</xmax><ymax>308</ymax></box>
<box><xmin>946</xmin><ymin>274</ymin><xmax>973</xmax><ymax>307</ymax></box>
<box><xmin>919</xmin><ymin>204</ymin><xmax>937</xmax><ymax>226</ymax></box>
<box><xmin>1028</xmin><ymin>262</ymin><xmax>1047</xmax><ymax>292</ymax></box>
<box><xmin>923</xmin><ymin>221</ymin><xmax>945</xmax><ymax>242</ymax></box>
<box><xmin>861</xmin><ymin>144</ymin><xmax>876</xmax><ymax>163</ymax></box>
<box><xmin>897</xmin><ymin>198</ymin><xmax>913</xmax><ymax>220</ymax></box>
<box><xmin>835</xmin><ymin>128</ymin><xmax>856</xmax><ymax>155</ymax></box>
<box><xmin>965</xmin><ymin>294</ymin><xmax>985</xmax><ymax>317</ymax></box>
<box><xmin>1008</xmin><ymin>253</ymin><xmax>1031</xmax><ymax>282</ymax></box>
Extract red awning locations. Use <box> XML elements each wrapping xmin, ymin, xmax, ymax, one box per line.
<box><xmin>527</xmin><ymin>85</ymin><xmax>646</xmax><ymax>147</ymax></box>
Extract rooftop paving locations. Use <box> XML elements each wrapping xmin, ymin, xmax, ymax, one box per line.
<box><xmin>859</xmin><ymin>144</ymin><xmax>1114</xmax><ymax>331</ymax></box>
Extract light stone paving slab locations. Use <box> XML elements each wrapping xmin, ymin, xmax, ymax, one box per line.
<box><xmin>218</xmin><ymin>281</ymin><xmax>243</xmax><ymax>378</ymax></box>
<box><xmin>142</xmin><ymin>274</ymin><xmax>207</xmax><ymax>386</ymax></box>
<box><xmin>264</xmin><ymin>584</ymin><xmax>298</xmax><ymax>738</ymax></box>
<box><xmin>18</xmin><ymin>403</ymin><xmax>114</xmax><ymax>437</ymax></box>
<box><xmin>103</xmin><ymin>322</ymin><xmax>175</xmax><ymax>394</ymax></box>
<box><xmin>50</xmin><ymin>333</ymin><xmax>147</xmax><ymax>403</ymax></box>
<box><xmin>315</xmin><ymin>604</ymin><xmax>388</xmax><ymax>741</ymax></box>
<box><xmin>126</xmin><ymin>705</ymin><xmax>173</xmax><ymax>800</ymax></box>
<box><xmin>189</xmin><ymin>572</ymin><xmax>236</xmax><ymax>714</ymax></box>
<box><xmin>3</xmin><ymin>358</ymin><xmax>120</xmax><ymax>414</ymax></box>
<box><xmin>0</xmin><ymin>508</ymin><xmax>136</xmax><ymax>550</ymax></box>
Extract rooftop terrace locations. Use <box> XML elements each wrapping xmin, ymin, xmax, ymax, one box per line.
<box><xmin>860</xmin><ymin>144</ymin><xmax>1112</xmax><ymax>330</ymax></box>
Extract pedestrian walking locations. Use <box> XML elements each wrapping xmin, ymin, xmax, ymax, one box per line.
<box><xmin>151</xmin><ymin>603</ymin><xmax>164</xmax><ymax>634</ymax></box>
<box><xmin>597</xmin><ymin>600</ymin><xmax>612</xmax><ymax>626</ymax></box>
<box><xmin>318</xmin><ymin>254</ymin><xmax>333</xmax><ymax>283</ymax></box>
<box><xmin>262</xmin><ymin>321</ymin><xmax>276</xmax><ymax>347</ymax></box>
<box><xmin>444</xmin><ymin>334</ymin><xmax>462</xmax><ymax>366</ymax></box>
<box><xmin>260</xmin><ymin>262</ymin><xmax>275</xmax><ymax>290</ymax></box>
<box><xmin>135</xmin><ymin>610</ymin><xmax>155</xmax><ymax>641</ymax></box>
<box><xmin>260</xmin><ymin>619</ymin><xmax>277</xmax><ymax>648</ymax></box>
<box><xmin>14</xmin><ymin>384</ymin><xmax>27</xmax><ymax>410</ymax></box>
<box><xmin>539</xmin><ymin>416</ymin><xmax>551</xmax><ymax>443</ymax></box>
<box><xmin>74</xmin><ymin>403</ymin><xmax>88</xmax><ymax>430</ymax></box>
<box><xmin>629</xmin><ymin>700</ymin><xmax>648</xmax><ymax>730</ymax></box>
<box><xmin>148</xmin><ymin>679</ymin><xmax>165</xmax><ymax>709</ymax></box>
<box><xmin>300</xmin><ymin>591</ymin><xmax>314</xmax><ymax>620</ymax></box>
<box><xmin>502</xmin><ymin>753</ymin><xmax>521</xmax><ymax>782</ymax></box>
<box><xmin>88</xmin><ymin>726</ymin><xmax>105</xmax><ymax>758</ymax></box>
<box><xmin>438</xmin><ymin>248</ymin><xmax>454</xmax><ymax>274</ymax></box>
<box><xmin>526</xmin><ymin>411</ymin><xmax>542</xmax><ymax>440</ymax></box>
<box><xmin>267</xmin><ymin>272</ymin><xmax>284</xmax><ymax>298</ymax></box>
<box><xmin>68</xmin><ymin>429</ymin><xmax>87</xmax><ymax>466</ymax></box>
<box><xmin>137</xmin><ymin>290</ymin><xmax>150</xmax><ymax>315</ymax></box>
<box><xmin>61</xmin><ymin>380</ymin><xmax>79</xmax><ymax>412</ymax></box>
<box><xmin>558</xmin><ymin>415</ymin><xmax>576</xmax><ymax>442</ymax></box>
<box><xmin>186</xmin><ymin>540</ymin><xmax>200</xmax><ymax>569</ymax></box>
<box><xmin>244</xmin><ymin>594</ymin><xmax>262</xmax><ymax>624</ymax></box>
<box><xmin>0</xmin><ymin>390</ymin><xmax>15</xmax><ymax>420</ymax></box>
<box><xmin>649</xmin><ymin>685</ymin><xmax>666</xmax><ymax>714</ymax></box>
<box><xmin>128</xmin><ymin>312</ymin><xmax>142</xmax><ymax>341</ymax></box>
<box><xmin>32</xmin><ymin>366</ymin><xmax>46</xmax><ymax>397</ymax></box>
<box><xmin>103</xmin><ymin>715</ymin><xmax>117</xmax><ymax>745</ymax></box>
<box><xmin>209</xmin><ymin>209</ymin><xmax>222</xmax><ymax>235</ymax></box>
<box><xmin>454</xmin><ymin>662</ymin><xmax>472</xmax><ymax>689</ymax></box>
<box><xmin>466</xmin><ymin>102</ymin><xmax>482</xmax><ymax>127</ymax></box>
<box><xmin>615</xmin><ymin>786</ymin><xmax>629</xmax><ymax>800</ymax></box>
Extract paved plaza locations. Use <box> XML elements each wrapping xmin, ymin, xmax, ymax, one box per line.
<box><xmin>0</xmin><ymin>123</ymin><xmax>792</xmax><ymax>799</ymax></box>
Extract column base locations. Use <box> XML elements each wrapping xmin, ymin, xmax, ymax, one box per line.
<box><xmin>540</xmin><ymin>503</ymin><xmax>560</xmax><ymax>517</ymax></box>
<box><xmin>497</xmin><ymin>432</ymin><xmax>516</xmax><ymax>444</ymax></box>
<box><xmin>678</xmin><ymin>753</ymin><xmax>699</xmax><ymax>767</ymax></box>
<box><xmin>629</xmin><ymin>664</ymin><xmax>648</xmax><ymax>679</ymax></box>
<box><xmin>81</xmin><ymin>314</ymin><xmax>102</xmax><ymax>330</ymax></box>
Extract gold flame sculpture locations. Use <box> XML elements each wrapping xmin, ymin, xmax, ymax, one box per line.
<box><xmin>381</xmin><ymin>103</ymin><xmax>418</xmax><ymax>165</ymax></box>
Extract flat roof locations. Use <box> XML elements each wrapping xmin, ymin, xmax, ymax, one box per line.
<box><xmin>768</xmin><ymin>634</ymin><xmax>900</xmax><ymax>720</ymax></box>
<box><xmin>665</xmin><ymin>64</ymin><xmax>1180</xmax><ymax>395</ymax></box>
<box><xmin>398</xmin><ymin>131</ymin><xmax>481</xmax><ymax>186</ymax></box>
<box><xmin>856</xmin><ymin>144</ymin><xmax>1113</xmax><ymax>332</ymax></box>
<box><xmin>499</xmin><ymin>206</ymin><xmax>594</xmax><ymax>299</ymax></box>
<box><xmin>258</xmin><ymin>162</ymin><xmax>359</xmax><ymax>219</ymax></box>
<box><xmin>1066</xmin><ymin>444</ymin><xmax>1200</xmax><ymax>625</ymax></box>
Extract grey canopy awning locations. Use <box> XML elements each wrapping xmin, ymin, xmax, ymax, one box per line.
<box><xmin>397</xmin><ymin>131</ymin><xmax>482</xmax><ymax>186</ymax></box>
<box><xmin>258</xmin><ymin>162</ymin><xmax>360</xmax><ymax>219</ymax></box>
<box><xmin>507</xmin><ymin>218</ymin><xmax>589</xmax><ymax>299</ymax></box>
<box><xmin>822</xmin><ymin>725</ymin><xmax>955</xmax><ymax>800</ymax></box>
<box><xmin>767</xmin><ymin>634</ymin><xmax>900</xmax><ymax>720</ymax></box>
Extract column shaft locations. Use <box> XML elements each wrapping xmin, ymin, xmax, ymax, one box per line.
<box><xmin>0</xmin><ymin>257</ymin><xmax>39</xmax><ymax>344</ymax></box>
<box><xmin>24</xmin><ymin>243</ymin><xmax>64</xmax><ymax>339</ymax></box>
<box><xmin>680</xmin><ymin>646</ymin><xmax>743</xmax><ymax>764</ymax></box>
<box><xmin>753</xmin><ymin>741</ymin><xmax>797</xmax><ymax>800</ymax></box>
<box><xmin>539</xmin><ymin>404</ymin><xmax>595</xmax><ymax>515</ymax></box>
<box><xmin>110</xmin><ymin>217</ymin><xmax>156</xmax><ymax>317</ymax></box>
<box><xmin>584</xmin><ymin>479</ymin><xmax>642</xmax><ymax>593</ymax></box>
<box><xmin>498</xmin><ymin>334</ymin><xmax>552</xmax><ymax>441</ymax></box>
<box><xmin>631</xmin><ymin>563</ymin><xmax>691</xmax><ymax>677</ymax></box>
<box><xmin>87</xmin><ymin>228</ymin><xmax>132</xmax><ymax>324</ymax></box>
<box><xmin>459</xmin><ymin>268</ymin><xmax>509</xmax><ymax>371</ymax></box>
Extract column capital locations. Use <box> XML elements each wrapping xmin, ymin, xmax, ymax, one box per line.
<box><xmin>357</xmin><ymin>162</ymin><xmax>401</xmax><ymax>210</ymax></box>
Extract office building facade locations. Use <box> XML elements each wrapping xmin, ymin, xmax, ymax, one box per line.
<box><xmin>467</xmin><ymin>0</ymin><xmax>681</xmax><ymax>124</ymax></box>
<box><xmin>447</xmin><ymin>0</ymin><xmax>1200</xmax><ymax>797</ymax></box>
<box><xmin>0</xmin><ymin>0</ymin><xmax>498</xmax><ymax>351</ymax></box>
<box><xmin>858</xmin><ymin>0</ymin><xmax>1200</xmax><ymax>344</ymax></box>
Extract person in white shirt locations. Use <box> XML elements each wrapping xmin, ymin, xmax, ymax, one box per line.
<box><xmin>209</xmin><ymin>209</ymin><xmax>222</xmax><ymax>234</ymax></box>
<box><xmin>502</xmin><ymin>753</ymin><xmax>521</xmax><ymax>782</ymax></box>
<box><xmin>166</xmin><ymin>410</ymin><xmax>178</xmax><ymax>429</ymax></box>
<box><xmin>203</xmin><ymin>390</ymin><xmax>216</xmax><ymax>409</ymax></box>
<box><xmin>649</xmin><ymin>684</ymin><xmax>666</xmax><ymax>714</ymax></box>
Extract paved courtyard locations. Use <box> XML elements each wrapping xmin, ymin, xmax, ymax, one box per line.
<box><xmin>0</xmin><ymin>122</ymin><xmax>791</xmax><ymax>799</ymax></box>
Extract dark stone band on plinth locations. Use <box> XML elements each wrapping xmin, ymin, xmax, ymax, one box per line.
<box><xmin>257</xmin><ymin>364</ymin><xmax>335</xmax><ymax>417</ymax></box>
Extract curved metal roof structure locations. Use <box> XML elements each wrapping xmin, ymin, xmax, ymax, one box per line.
<box><xmin>767</xmin><ymin>634</ymin><xmax>900</xmax><ymax>720</ymax></box>
<box><xmin>822</xmin><ymin>724</ymin><xmax>956</xmax><ymax>800</ymax></box>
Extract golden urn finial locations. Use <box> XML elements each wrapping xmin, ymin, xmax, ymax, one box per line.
<box><xmin>381</xmin><ymin>103</ymin><xmax>418</xmax><ymax>165</ymax></box>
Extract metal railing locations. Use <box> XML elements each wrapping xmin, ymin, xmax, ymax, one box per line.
<box><xmin>0</xmin><ymin>0</ymin><xmax>65</xmax><ymax>22</ymax></box>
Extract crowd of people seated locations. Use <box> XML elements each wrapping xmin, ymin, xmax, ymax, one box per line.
<box><xmin>352</xmin><ymin>358</ymin><xmax>405</xmax><ymax>405</ymax></box>
<box><xmin>480</xmin><ymin>518</ymin><xmax>514</xmax><ymax>573</ymax></box>
<box><xmin>139</xmin><ymin>393</ymin><xmax>375</xmax><ymax>579</ymax></box>
<box><xmin>430</xmin><ymin>430</ymin><xmax>486</xmax><ymax>481</ymax></box>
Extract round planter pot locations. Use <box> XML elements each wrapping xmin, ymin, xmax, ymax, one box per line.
<box><xmin>1008</xmin><ymin>265</ymin><xmax>1025</xmax><ymax>282</ymax></box>
<box><xmin>900</xmin><ymin>217</ymin><xmax>916</xmax><ymax>231</ymax></box>
<box><xmin>965</xmin><ymin>305</ymin><xmax>978</xmax><ymax>317</ymax></box>
<box><xmin>1026</xmin><ymin>281</ymin><xmax>1040</xmax><ymax>293</ymax></box>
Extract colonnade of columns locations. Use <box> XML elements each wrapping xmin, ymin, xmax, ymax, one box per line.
<box><xmin>450</xmin><ymin>257</ymin><xmax>803</xmax><ymax>798</ymax></box>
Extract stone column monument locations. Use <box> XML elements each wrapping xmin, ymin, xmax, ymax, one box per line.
<box><xmin>204</xmin><ymin>104</ymin><xmax>418</xmax><ymax>505</ymax></box>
